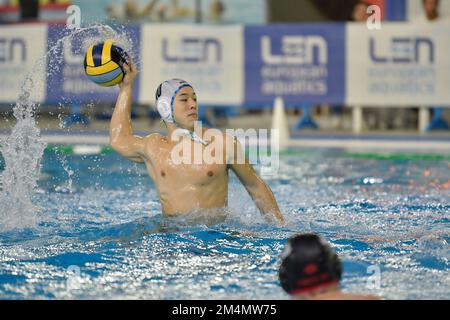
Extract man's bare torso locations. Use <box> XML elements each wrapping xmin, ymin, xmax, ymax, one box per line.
<box><xmin>142</xmin><ymin>133</ymin><xmax>230</xmax><ymax>216</ymax></box>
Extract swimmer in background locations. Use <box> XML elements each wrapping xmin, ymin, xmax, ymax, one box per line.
<box><xmin>421</xmin><ymin>0</ymin><xmax>441</xmax><ymax>22</ymax></box>
<box><xmin>279</xmin><ymin>234</ymin><xmax>379</xmax><ymax>300</ymax></box>
<box><xmin>351</xmin><ymin>0</ymin><xmax>372</xmax><ymax>22</ymax></box>
<box><xmin>109</xmin><ymin>58</ymin><xmax>285</xmax><ymax>225</ymax></box>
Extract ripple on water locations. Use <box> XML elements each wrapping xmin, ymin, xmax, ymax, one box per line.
<box><xmin>1</xmin><ymin>149</ymin><xmax>449</xmax><ymax>299</ymax></box>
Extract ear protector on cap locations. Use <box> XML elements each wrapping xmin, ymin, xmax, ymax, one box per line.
<box><xmin>155</xmin><ymin>82</ymin><xmax>174</xmax><ymax>123</ymax></box>
<box><xmin>157</xmin><ymin>96</ymin><xmax>174</xmax><ymax>123</ymax></box>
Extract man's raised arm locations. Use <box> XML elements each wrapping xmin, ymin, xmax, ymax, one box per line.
<box><xmin>109</xmin><ymin>58</ymin><xmax>147</xmax><ymax>163</ymax></box>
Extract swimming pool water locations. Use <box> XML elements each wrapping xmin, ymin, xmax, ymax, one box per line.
<box><xmin>0</xmin><ymin>149</ymin><xmax>448</xmax><ymax>299</ymax></box>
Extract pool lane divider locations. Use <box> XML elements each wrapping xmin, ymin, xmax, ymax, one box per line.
<box><xmin>44</xmin><ymin>145</ymin><xmax>450</xmax><ymax>161</ymax></box>
<box><xmin>46</xmin><ymin>145</ymin><xmax>114</xmax><ymax>155</ymax></box>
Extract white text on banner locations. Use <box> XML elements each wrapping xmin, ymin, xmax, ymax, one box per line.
<box><xmin>346</xmin><ymin>22</ymin><xmax>450</xmax><ymax>107</ymax></box>
<box><xmin>139</xmin><ymin>24</ymin><xmax>244</xmax><ymax>106</ymax></box>
<box><xmin>0</xmin><ymin>24</ymin><xmax>47</xmax><ymax>103</ymax></box>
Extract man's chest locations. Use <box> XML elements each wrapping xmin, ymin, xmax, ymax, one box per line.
<box><xmin>148</xmin><ymin>145</ymin><xmax>228</xmax><ymax>185</ymax></box>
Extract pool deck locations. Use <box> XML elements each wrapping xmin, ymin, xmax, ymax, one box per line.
<box><xmin>0</xmin><ymin>113</ymin><xmax>449</xmax><ymax>153</ymax></box>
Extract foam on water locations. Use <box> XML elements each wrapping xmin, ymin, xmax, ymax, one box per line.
<box><xmin>0</xmin><ymin>69</ymin><xmax>47</xmax><ymax>231</ymax></box>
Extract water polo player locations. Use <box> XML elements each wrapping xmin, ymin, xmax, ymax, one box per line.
<box><xmin>109</xmin><ymin>58</ymin><xmax>285</xmax><ymax>225</ymax></box>
<box><xmin>279</xmin><ymin>234</ymin><xmax>379</xmax><ymax>300</ymax></box>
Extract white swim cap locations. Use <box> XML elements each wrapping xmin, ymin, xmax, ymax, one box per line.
<box><xmin>155</xmin><ymin>79</ymin><xmax>193</xmax><ymax>123</ymax></box>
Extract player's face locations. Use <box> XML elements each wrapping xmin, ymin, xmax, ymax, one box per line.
<box><xmin>173</xmin><ymin>86</ymin><xmax>198</xmax><ymax>130</ymax></box>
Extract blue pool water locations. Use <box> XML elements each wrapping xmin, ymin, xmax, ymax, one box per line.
<box><xmin>0</xmin><ymin>149</ymin><xmax>448</xmax><ymax>299</ymax></box>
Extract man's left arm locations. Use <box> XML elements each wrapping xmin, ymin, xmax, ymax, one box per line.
<box><xmin>227</xmin><ymin>136</ymin><xmax>285</xmax><ymax>225</ymax></box>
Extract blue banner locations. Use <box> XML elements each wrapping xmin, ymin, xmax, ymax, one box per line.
<box><xmin>46</xmin><ymin>25</ymin><xmax>140</xmax><ymax>104</ymax></box>
<box><xmin>4</xmin><ymin>22</ymin><xmax>450</xmax><ymax>106</ymax></box>
<box><xmin>244</xmin><ymin>24</ymin><xmax>346</xmax><ymax>105</ymax></box>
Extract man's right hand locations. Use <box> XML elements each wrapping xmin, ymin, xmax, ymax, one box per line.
<box><xmin>119</xmin><ymin>57</ymin><xmax>138</xmax><ymax>89</ymax></box>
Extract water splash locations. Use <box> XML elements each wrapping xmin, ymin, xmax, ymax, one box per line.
<box><xmin>0</xmin><ymin>24</ymin><xmax>135</xmax><ymax>232</ymax></box>
<box><xmin>0</xmin><ymin>74</ymin><xmax>47</xmax><ymax>231</ymax></box>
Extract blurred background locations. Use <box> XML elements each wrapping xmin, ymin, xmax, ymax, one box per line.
<box><xmin>0</xmin><ymin>0</ymin><xmax>449</xmax><ymax>144</ymax></box>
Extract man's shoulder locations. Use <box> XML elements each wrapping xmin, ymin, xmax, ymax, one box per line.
<box><xmin>141</xmin><ymin>133</ymin><xmax>170</xmax><ymax>159</ymax></box>
<box><xmin>201</xmin><ymin>127</ymin><xmax>231</xmax><ymax>141</ymax></box>
<box><xmin>145</xmin><ymin>132</ymin><xmax>163</xmax><ymax>140</ymax></box>
<box><xmin>144</xmin><ymin>133</ymin><xmax>167</xmax><ymax>147</ymax></box>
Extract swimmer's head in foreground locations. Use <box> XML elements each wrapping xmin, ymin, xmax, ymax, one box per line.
<box><xmin>279</xmin><ymin>234</ymin><xmax>379</xmax><ymax>300</ymax></box>
<box><xmin>279</xmin><ymin>234</ymin><xmax>342</xmax><ymax>295</ymax></box>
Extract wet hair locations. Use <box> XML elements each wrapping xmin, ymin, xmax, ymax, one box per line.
<box><xmin>155</xmin><ymin>83</ymin><xmax>163</xmax><ymax>102</ymax></box>
<box><xmin>279</xmin><ymin>234</ymin><xmax>342</xmax><ymax>295</ymax></box>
